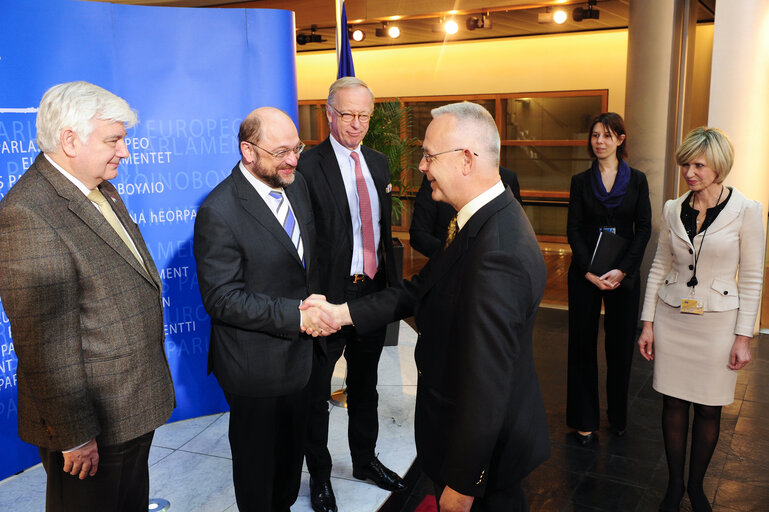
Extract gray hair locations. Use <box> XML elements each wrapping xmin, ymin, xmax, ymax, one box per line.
<box><xmin>36</xmin><ymin>81</ymin><xmax>138</xmax><ymax>153</ymax></box>
<box><xmin>327</xmin><ymin>76</ymin><xmax>374</xmax><ymax>107</ymax></box>
<box><xmin>431</xmin><ymin>102</ymin><xmax>500</xmax><ymax>165</ymax></box>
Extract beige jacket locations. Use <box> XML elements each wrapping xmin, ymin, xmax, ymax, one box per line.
<box><xmin>641</xmin><ymin>187</ymin><xmax>764</xmax><ymax>337</ymax></box>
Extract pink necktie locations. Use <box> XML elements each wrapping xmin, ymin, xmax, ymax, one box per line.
<box><xmin>350</xmin><ymin>151</ymin><xmax>377</xmax><ymax>279</ymax></box>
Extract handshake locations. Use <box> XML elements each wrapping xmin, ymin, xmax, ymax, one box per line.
<box><xmin>299</xmin><ymin>294</ymin><xmax>352</xmax><ymax>337</ymax></box>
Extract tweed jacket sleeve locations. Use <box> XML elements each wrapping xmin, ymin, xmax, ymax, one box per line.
<box><xmin>0</xmin><ymin>201</ymin><xmax>101</xmax><ymax>449</ymax></box>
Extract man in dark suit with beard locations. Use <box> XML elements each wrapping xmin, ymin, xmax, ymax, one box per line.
<box><xmin>297</xmin><ymin>77</ymin><xmax>405</xmax><ymax>512</ymax></box>
<box><xmin>194</xmin><ymin>107</ymin><xmax>334</xmax><ymax>511</ymax></box>
<box><xmin>304</xmin><ymin>101</ymin><xmax>550</xmax><ymax>512</ymax></box>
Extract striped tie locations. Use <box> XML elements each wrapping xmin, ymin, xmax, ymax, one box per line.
<box><xmin>268</xmin><ymin>190</ymin><xmax>304</xmax><ymax>265</ymax></box>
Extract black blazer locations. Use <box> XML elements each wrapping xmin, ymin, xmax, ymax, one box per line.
<box><xmin>567</xmin><ymin>166</ymin><xmax>652</xmax><ymax>282</ymax></box>
<box><xmin>193</xmin><ymin>164</ymin><xmax>320</xmax><ymax>398</ymax></box>
<box><xmin>297</xmin><ymin>137</ymin><xmax>398</xmax><ymax>303</ymax></box>
<box><xmin>409</xmin><ymin>166</ymin><xmax>522</xmax><ymax>257</ymax></box>
<box><xmin>349</xmin><ymin>189</ymin><xmax>550</xmax><ymax>497</ymax></box>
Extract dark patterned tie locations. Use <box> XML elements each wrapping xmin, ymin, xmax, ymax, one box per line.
<box><xmin>444</xmin><ymin>215</ymin><xmax>458</xmax><ymax>250</ymax></box>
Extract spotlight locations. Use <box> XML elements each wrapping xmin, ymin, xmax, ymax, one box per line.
<box><xmin>444</xmin><ymin>19</ymin><xmax>459</xmax><ymax>34</ymax></box>
<box><xmin>538</xmin><ymin>8</ymin><xmax>567</xmax><ymax>24</ymax></box>
<box><xmin>350</xmin><ymin>27</ymin><xmax>365</xmax><ymax>41</ymax></box>
<box><xmin>375</xmin><ymin>23</ymin><xmax>399</xmax><ymax>38</ymax></box>
<box><xmin>466</xmin><ymin>15</ymin><xmax>491</xmax><ymax>31</ymax></box>
<box><xmin>296</xmin><ymin>33</ymin><xmax>323</xmax><ymax>45</ymax></box>
<box><xmin>573</xmin><ymin>0</ymin><xmax>600</xmax><ymax>22</ymax></box>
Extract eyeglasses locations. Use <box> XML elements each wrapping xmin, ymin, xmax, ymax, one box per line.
<box><xmin>245</xmin><ymin>141</ymin><xmax>305</xmax><ymax>160</ymax></box>
<box><xmin>421</xmin><ymin>148</ymin><xmax>479</xmax><ymax>164</ymax></box>
<box><xmin>329</xmin><ymin>105</ymin><xmax>371</xmax><ymax>124</ymax></box>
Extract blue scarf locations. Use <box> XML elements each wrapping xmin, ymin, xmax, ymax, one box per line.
<box><xmin>590</xmin><ymin>159</ymin><xmax>630</xmax><ymax>209</ymax></box>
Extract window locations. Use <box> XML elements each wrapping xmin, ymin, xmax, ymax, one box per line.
<box><xmin>299</xmin><ymin>90</ymin><xmax>608</xmax><ymax>238</ymax></box>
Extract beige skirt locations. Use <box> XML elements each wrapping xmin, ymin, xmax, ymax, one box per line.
<box><xmin>652</xmin><ymin>299</ymin><xmax>739</xmax><ymax>406</ymax></box>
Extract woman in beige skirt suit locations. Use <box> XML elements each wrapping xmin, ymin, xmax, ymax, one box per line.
<box><xmin>637</xmin><ymin>127</ymin><xmax>764</xmax><ymax>512</ymax></box>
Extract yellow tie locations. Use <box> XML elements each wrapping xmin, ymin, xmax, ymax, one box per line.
<box><xmin>444</xmin><ymin>215</ymin><xmax>458</xmax><ymax>249</ymax></box>
<box><xmin>87</xmin><ymin>189</ymin><xmax>145</xmax><ymax>268</ymax></box>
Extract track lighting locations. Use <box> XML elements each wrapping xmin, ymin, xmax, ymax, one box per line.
<box><xmin>538</xmin><ymin>8</ymin><xmax>568</xmax><ymax>25</ymax></box>
<box><xmin>573</xmin><ymin>0</ymin><xmax>600</xmax><ymax>22</ymax></box>
<box><xmin>444</xmin><ymin>19</ymin><xmax>459</xmax><ymax>35</ymax></box>
<box><xmin>375</xmin><ymin>22</ymin><xmax>400</xmax><ymax>39</ymax></box>
<box><xmin>466</xmin><ymin>14</ymin><xmax>491</xmax><ymax>31</ymax></box>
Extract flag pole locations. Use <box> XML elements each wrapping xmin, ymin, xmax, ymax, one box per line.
<box><xmin>335</xmin><ymin>0</ymin><xmax>342</xmax><ymax>72</ymax></box>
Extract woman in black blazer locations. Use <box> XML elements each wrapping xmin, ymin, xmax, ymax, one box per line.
<box><xmin>566</xmin><ymin>113</ymin><xmax>652</xmax><ymax>444</ymax></box>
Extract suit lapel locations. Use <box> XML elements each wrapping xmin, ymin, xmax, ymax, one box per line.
<box><xmin>317</xmin><ymin>139</ymin><xmax>354</xmax><ymax>242</ymax></box>
<box><xmin>668</xmin><ymin>194</ymin><xmax>691</xmax><ymax>245</ymax></box>
<box><xmin>361</xmin><ymin>146</ymin><xmax>391</xmax><ymax>234</ymax></box>
<box><xmin>35</xmin><ymin>156</ymin><xmax>155</xmax><ymax>286</ymax></box>
<box><xmin>99</xmin><ymin>181</ymin><xmax>161</xmax><ymax>289</ymax></box>
<box><xmin>232</xmin><ymin>167</ymin><xmax>304</xmax><ymax>268</ymax></box>
<box><xmin>418</xmin><ymin>190</ymin><xmax>514</xmax><ymax>296</ymax></box>
<box><xmin>697</xmin><ymin>187</ymin><xmax>741</xmax><ymax>236</ymax></box>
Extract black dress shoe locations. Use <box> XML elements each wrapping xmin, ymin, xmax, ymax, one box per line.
<box><xmin>572</xmin><ymin>431</ymin><xmax>595</xmax><ymax>445</ymax></box>
<box><xmin>352</xmin><ymin>457</ymin><xmax>407</xmax><ymax>491</ymax></box>
<box><xmin>309</xmin><ymin>478</ymin><xmax>337</xmax><ymax>512</ymax></box>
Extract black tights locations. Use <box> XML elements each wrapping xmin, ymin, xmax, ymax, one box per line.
<box><xmin>660</xmin><ymin>395</ymin><xmax>721</xmax><ymax>512</ymax></box>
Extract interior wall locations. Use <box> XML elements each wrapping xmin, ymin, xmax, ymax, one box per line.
<box><xmin>297</xmin><ymin>29</ymin><xmax>629</xmax><ymax>113</ymax></box>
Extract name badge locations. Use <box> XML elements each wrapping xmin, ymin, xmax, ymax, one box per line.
<box><xmin>680</xmin><ymin>298</ymin><xmax>704</xmax><ymax>315</ymax></box>
<box><xmin>599</xmin><ymin>226</ymin><xmax>616</xmax><ymax>235</ymax></box>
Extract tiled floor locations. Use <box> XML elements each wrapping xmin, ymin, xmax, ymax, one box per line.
<box><xmin>399</xmin><ymin>308</ymin><xmax>769</xmax><ymax>512</ymax></box>
<box><xmin>0</xmin><ymin>321</ymin><xmax>419</xmax><ymax>512</ymax></box>
<box><xmin>3</xmin><ymin>273</ymin><xmax>769</xmax><ymax>511</ymax></box>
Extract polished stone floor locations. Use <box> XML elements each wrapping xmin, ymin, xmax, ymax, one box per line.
<box><xmin>3</xmin><ymin>307</ymin><xmax>768</xmax><ymax>511</ymax></box>
<box><xmin>0</xmin><ymin>320</ymin><xmax>419</xmax><ymax>512</ymax></box>
<box><xmin>397</xmin><ymin>308</ymin><xmax>769</xmax><ymax>512</ymax></box>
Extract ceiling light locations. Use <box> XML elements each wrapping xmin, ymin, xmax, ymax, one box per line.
<box><xmin>296</xmin><ymin>33</ymin><xmax>323</xmax><ymax>45</ymax></box>
<box><xmin>444</xmin><ymin>19</ymin><xmax>459</xmax><ymax>35</ymax></box>
<box><xmin>388</xmin><ymin>25</ymin><xmax>400</xmax><ymax>38</ymax></box>
<box><xmin>466</xmin><ymin>15</ymin><xmax>492</xmax><ymax>31</ymax></box>
<box><xmin>553</xmin><ymin>10</ymin><xmax>568</xmax><ymax>24</ymax></box>
<box><xmin>350</xmin><ymin>28</ymin><xmax>365</xmax><ymax>42</ymax></box>
<box><xmin>573</xmin><ymin>0</ymin><xmax>600</xmax><ymax>22</ymax></box>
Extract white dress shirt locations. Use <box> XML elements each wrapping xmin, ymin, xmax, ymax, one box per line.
<box><xmin>328</xmin><ymin>134</ymin><xmax>382</xmax><ymax>275</ymax></box>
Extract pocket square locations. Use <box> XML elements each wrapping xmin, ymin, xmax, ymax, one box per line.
<box><xmin>385</xmin><ymin>183</ymin><xmax>392</xmax><ymax>193</ymax></box>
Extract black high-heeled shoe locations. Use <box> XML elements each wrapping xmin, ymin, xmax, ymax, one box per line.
<box><xmin>658</xmin><ymin>485</ymin><xmax>684</xmax><ymax>512</ymax></box>
<box><xmin>572</xmin><ymin>430</ymin><xmax>595</xmax><ymax>445</ymax></box>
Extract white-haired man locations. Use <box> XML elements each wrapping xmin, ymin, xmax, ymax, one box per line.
<box><xmin>304</xmin><ymin>102</ymin><xmax>550</xmax><ymax>512</ymax></box>
<box><xmin>0</xmin><ymin>81</ymin><xmax>175</xmax><ymax>511</ymax></box>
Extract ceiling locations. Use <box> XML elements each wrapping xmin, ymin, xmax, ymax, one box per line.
<box><xmin>94</xmin><ymin>0</ymin><xmax>717</xmax><ymax>53</ymax></box>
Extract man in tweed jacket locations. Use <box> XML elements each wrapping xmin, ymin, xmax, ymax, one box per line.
<box><xmin>0</xmin><ymin>82</ymin><xmax>175</xmax><ymax>512</ymax></box>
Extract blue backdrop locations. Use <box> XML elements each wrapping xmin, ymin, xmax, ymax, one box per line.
<box><xmin>0</xmin><ymin>0</ymin><xmax>299</xmax><ymax>480</ymax></box>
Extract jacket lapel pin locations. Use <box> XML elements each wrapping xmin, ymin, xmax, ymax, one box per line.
<box><xmin>385</xmin><ymin>183</ymin><xmax>392</xmax><ymax>193</ymax></box>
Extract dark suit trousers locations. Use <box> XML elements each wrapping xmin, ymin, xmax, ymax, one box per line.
<box><xmin>225</xmin><ymin>384</ymin><xmax>311</xmax><ymax>512</ymax></box>
<box><xmin>305</xmin><ymin>271</ymin><xmax>386</xmax><ymax>480</ymax></box>
<box><xmin>39</xmin><ymin>431</ymin><xmax>154</xmax><ymax>512</ymax></box>
<box><xmin>566</xmin><ymin>266</ymin><xmax>640</xmax><ymax>432</ymax></box>
<box><xmin>433</xmin><ymin>479</ymin><xmax>528</xmax><ymax>512</ymax></box>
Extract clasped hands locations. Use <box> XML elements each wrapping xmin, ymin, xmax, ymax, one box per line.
<box><xmin>299</xmin><ymin>294</ymin><xmax>352</xmax><ymax>337</ymax></box>
<box><xmin>585</xmin><ymin>269</ymin><xmax>624</xmax><ymax>290</ymax></box>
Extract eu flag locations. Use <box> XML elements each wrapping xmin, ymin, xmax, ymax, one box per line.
<box><xmin>337</xmin><ymin>2</ymin><xmax>355</xmax><ymax>78</ymax></box>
